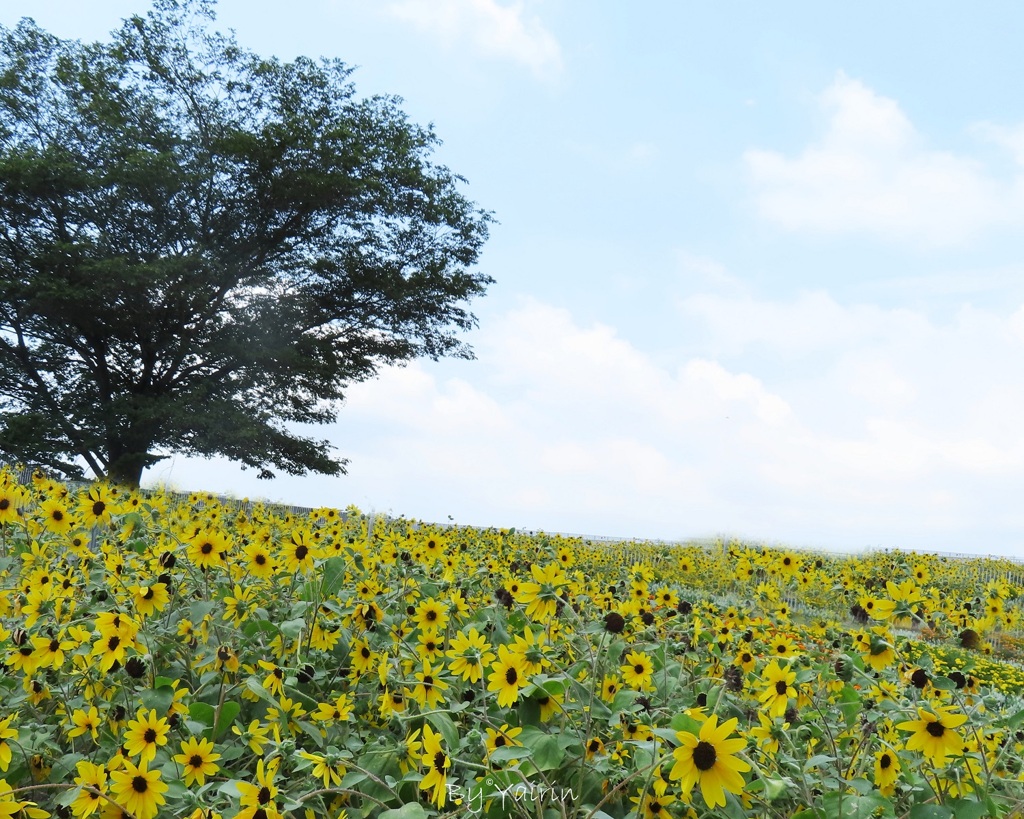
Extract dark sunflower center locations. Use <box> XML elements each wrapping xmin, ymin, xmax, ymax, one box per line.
<box><xmin>505</xmin><ymin>667</ymin><xmax>518</xmax><ymax>685</ymax></box>
<box><xmin>52</xmin><ymin>510</ymin><xmax>64</xmax><ymax>521</ymax></box>
<box><xmin>295</xmin><ymin>544</ymin><xmax>309</xmax><ymax>560</ymax></box>
<box><xmin>258</xmin><ymin>785</ymin><xmax>272</xmax><ymax>805</ymax></box>
<box><xmin>0</xmin><ymin>499</ymin><xmax>9</xmax><ymax>510</ymax></box>
<box><xmin>143</xmin><ymin>728</ymin><xmax>157</xmax><ymax>743</ymax></box>
<box><xmin>879</xmin><ymin>753</ymin><xmax>892</xmax><ymax>769</ymax></box>
<box><xmin>433</xmin><ymin>751</ymin><xmax>448</xmax><ymax>773</ymax></box>
<box><xmin>361</xmin><ymin>646</ymin><xmax>371</xmax><ymax>659</ymax></box>
<box><xmin>108</xmin><ymin>636</ymin><xmax>120</xmax><ymax>650</ymax></box>
<box><xmin>132</xmin><ymin>775</ymin><xmax>149</xmax><ymax>793</ymax></box>
<box><xmin>426</xmin><ymin>610</ymin><xmax>437</xmax><ymax>621</ymax></box>
<box><xmin>92</xmin><ymin>501</ymin><xmax>106</xmax><ymax>516</ymax></box>
<box><xmin>189</xmin><ymin>754</ymin><xmax>203</xmax><ymax>768</ymax></box>
<box><xmin>200</xmin><ymin>542</ymin><xmax>213</xmax><ymax>554</ymax></box>
<box><xmin>693</xmin><ymin>740</ymin><xmax>717</xmax><ymax>771</ymax></box>
<box><xmin>650</xmin><ymin>801</ymin><xmax>662</xmax><ymax>813</ymax></box>
<box><xmin>634</xmin><ymin>663</ymin><xmax>644</xmax><ymax>674</ymax></box>
<box><xmin>588</xmin><ymin>739</ymin><xmax>601</xmax><ymax>753</ymax></box>
<box><xmin>775</xmin><ymin>680</ymin><xmax>788</xmax><ymax>695</ymax></box>
<box><xmin>494</xmin><ymin>736</ymin><xmax>506</xmax><ymax>747</ymax></box>
<box><xmin>926</xmin><ymin>721</ymin><xmax>946</xmax><ymax>738</ymax></box>
<box><xmin>777</xmin><ymin>645</ymin><xmax>786</xmax><ymax>653</ymax></box>
<box><xmin>49</xmin><ymin>639</ymin><xmax>60</xmax><ymax>652</ymax></box>
<box><xmin>255</xmin><ymin>554</ymin><xmax>267</xmax><ymax>565</ymax></box>
<box><xmin>143</xmin><ymin>587</ymin><xmax>155</xmax><ymax>600</ymax></box>
<box><xmin>423</xmin><ymin>676</ymin><xmax>433</xmax><ymax>688</ymax></box>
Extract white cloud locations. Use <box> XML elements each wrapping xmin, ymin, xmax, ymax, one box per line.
<box><xmin>385</xmin><ymin>0</ymin><xmax>562</xmax><ymax>79</ymax></box>
<box><xmin>972</xmin><ymin>121</ymin><xmax>1024</xmax><ymax>167</ymax></box>
<box><xmin>744</xmin><ymin>72</ymin><xmax>1024</xmax><ymax>245</ymax></box>
<box><xmin>151</xmin><ymin>294</ymin><xmax>1024</xmax><ymax>555</ymax></box>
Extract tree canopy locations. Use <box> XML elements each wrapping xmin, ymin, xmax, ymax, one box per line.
<box><xmin>0</xmin><ymin>0</ymin><xmax>492</xmax><ymax>486</ymax></box>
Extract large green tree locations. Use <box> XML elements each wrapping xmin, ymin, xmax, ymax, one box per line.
<box><xmin>0</xmin><ymin>0</ymin><xmax>492</xmax><ymax>486</ymax></box>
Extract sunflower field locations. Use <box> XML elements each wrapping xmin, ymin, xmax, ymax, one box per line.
<box><xmin>1</xmin><ymin>467</ymin><xmax>1023</xmax><ymax>819</ymax></box>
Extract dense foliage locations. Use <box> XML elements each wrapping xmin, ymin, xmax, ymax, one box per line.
<box><xmin>0</xmin><ymin>0</ymin><xmax>492</xmax><ymax>486</ymax></box>
<box><xmin>1</xmin><ymin>467</ymin><xmax>1023</xmax><ymax>818</ymax></box>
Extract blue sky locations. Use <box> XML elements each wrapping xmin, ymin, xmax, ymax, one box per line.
<box><xmin>6</xmin><ymin>0</ymin><xmax>1024</xmax><ymax>555</ymax></box>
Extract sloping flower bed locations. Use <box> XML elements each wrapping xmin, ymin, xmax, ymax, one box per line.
<box><xmin>1</xmin><ymin>468</ymin><xmax>1023</xmax><ymax>818</ymax></box>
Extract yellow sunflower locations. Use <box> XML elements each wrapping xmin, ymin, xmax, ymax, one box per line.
<box><xmin>669</xmin><ymin>714</ymin><xmax>751</xmax><ymax>809</ymax></box>
<box><xmin>122</xmin><ymin>708</ymin><xmax>170</xmax><ymax>764</ymax></box>
<box><xmin>446</xmin><ymin>627</ymin><xmax>495</xmax><ymax>684</ymax></box>
<box><xmin>487</xmin><ymin>645</ymin><xmax>529</xmax><ymax>708</ymax></box>
<box><xmin>873</xmin><ymin>747</ymin><xmax>901</xmax><ymax>795</ymax></box>
<box><xmin>108</xmin><ymin>758</ymin><xmax>168</xmax><ymax>819</ymax></box>
<box><xmin>758</xmin><ymin>660</ymin><xmax>796</xmax><ymax>718</ymax></box>
<box><xmin>621</xmin><ymin>650</ymin><xmax>655</xmax><ymax>691</ymax></box>
<box><xmin>896</xmin><ymin>705</ymin><xmax>968</xmax><ymax>766</ymax></box>
<box><xmin>173</xmin><ymin>736</ymin><xmax>221</xmax><ymax>787</ymax></box>
<box><xmin>419</xmin><ymin>724</ymin><xmax>451</xmax><ymax>808</ymax></box>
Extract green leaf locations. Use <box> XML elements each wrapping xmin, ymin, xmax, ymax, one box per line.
<box><xmin>529</xmin><ymin>734</ymin><xmax>563</xmax><ymax>771</ymax></box>
<box><xmin>669</xmin><ymin>712</ymin><xmax>701</xmax><ymax>735</ymax></box>
<box><xmin>848</xmin><ymin>777</ymin><xmax>873</xmax><ymax>795</ymax></box>
<box><xmin>320</xmin><ymin>556</ymin><xmax>348</xmax><ymax>598</ymax></box>
<box><xmin>652</xmin><ymin>727</ymin><xmax>679</xmax><ymax>745</ymax></box>
<box><xmin>535</xmin><ymin>676</ymin><xmax>566</xmax><ymax>697</ymax></box>
<box><xmin>803</xmin><ymin>754</ymin><xmax>835</xmax><ymax>772</ymax></box>
<box><xmin>608</xmin><ymin>688</ymin><xmax>641</xmax><ymax>713</ymax></box>
<box><xmin>140</xmin><ymin>684</ymin><xmax>175</xmax><ymax>715</ymax></box>
<box><xmin>946</xmin><ymin>799</ymin><xmax>990</xmax><ymax>819</ymax></box>
<box><xmin>379</xmin><ymin>806</ymin><xmax>428</xmax><ymax>819</ymax></box>
<box><xmin>244</xmin><ymin>676</ymin><xmax>278</xmax><ymax>707</ymax></box>
<box><xmin>488</xmin><ymin>744</ymin><xmax>531</xmax><ymax>763</ymax></box>
<box><xmin>909</xmin><ymin>806</ymin><xmax>955</xmax><ymax>819</ymax></box>
<box><xmin>763</xmin><ymin>777</ymin><xmax>792</xmax><ymax>801</ymax></box>
<box><xmin>425</xmin><ymin>710</ymin><xmax>460</xmax><ymax>751</ymax></box>
<box><xmin>279</xmin><ymin>617</ymin><xmax>306</xmax><ymax>639</ymax></box>
<box><xmin>212</xmin><ymin>701</ymin><xmax>240</xmax><ymax>741</ymax></box>
<box><xmin>838</xmin><ymin>683</ymin><xmax>862</xmax><ymax>729</ymax></box>
<box><xmin>606</xmin><ymin>638</ymin><xmax>625</xmax><ymax>666</ymax></box>
<box><xmin>189</xmin><ymin>600</ymin><xmax>217</xmax><ymax>622</ymax></box>
<box><xmin>339</xmin><ymin>771</ymin><xmax>369</xmax><ymax>788</ymax></box>
<box><xmin>50</xmin><ymin>752</ymin><xmax>84</xmax><ymax>782</ymax></box>
<box><xmin>189</xmin><ymin>702</ymin><xmax>215</xmax><ymax>729</ymax></box>
<box><xmin>242</xmin><ymin>619</ymin><xmax>281</xmax><ymax>639</ymax></box>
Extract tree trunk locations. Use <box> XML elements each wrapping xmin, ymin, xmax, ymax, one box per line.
<box><xmin>105</xmin><ymin>446</ymin><xmax>165</xmax><ymax>488</ymax></box>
